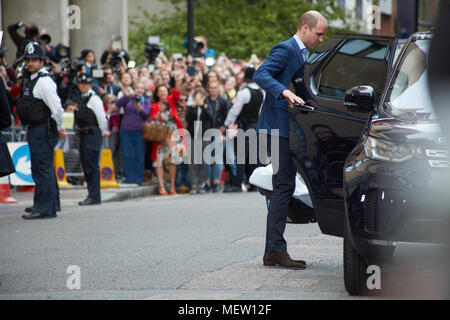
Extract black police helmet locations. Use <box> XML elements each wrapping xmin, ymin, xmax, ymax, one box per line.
<box><xmin>23</xmin><ymin>41</ymin><xmax>45</xmax><ymax>60</ymax></box>
<box><xmin>243</xmin><ymin>66</ymin><xmax>256</xmax><ymax>82</ymax></box>
<box><xmin>77</xmin><ymin>73</ymin><xmax>93</xmax><ymax>84</ymax></box>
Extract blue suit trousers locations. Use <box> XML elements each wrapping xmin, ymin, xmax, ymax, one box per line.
<box><xmin>265</xmin><ymin>135</ymin><xmax>296</xmax><ymax>252</ymax></box>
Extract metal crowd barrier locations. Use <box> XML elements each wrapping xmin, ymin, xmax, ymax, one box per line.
<box><xmin>56</xmin><ymin>130</ymin><xmax>84</xmax><ymax>180</ymax></box>
<box><xmin>57</xmin><ymin>130</ymin><xmax>123</xmax><ymax>181</ymax></box>
<box><xmin>2</xmin><ymin>123</ymin><xmax>124</xmax><ymax>182</ymax></box>
<box><xmin>1</xmin><ymin>125</ymin><xmax>27</xmax><ymax>143</ymax></box>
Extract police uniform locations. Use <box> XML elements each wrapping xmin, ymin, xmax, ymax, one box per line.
<box><xmin>18</xmin><ymin>42</ymin><xmax>64</xmax><ymax>219</ymax></box>
<box><xmin>224</xmin><ymin>67</ymin><xmax>264</xmax><ymax>192</ymax></box>
<box><xmin>75</xmin><ymin>73</ymin><xmax>107</xmax><ymax>205</ymax></box>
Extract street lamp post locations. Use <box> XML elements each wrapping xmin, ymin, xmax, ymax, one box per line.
<box><xmin>187</xmin><ymin>0</ymin><xmax>194</xmax><ymax>56</ymax></box>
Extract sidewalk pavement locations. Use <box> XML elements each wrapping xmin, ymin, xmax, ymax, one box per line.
<box><xmin>5</xmin><ymin>183</ymin><xmax>159</xmax><ymax>207</ymax></box>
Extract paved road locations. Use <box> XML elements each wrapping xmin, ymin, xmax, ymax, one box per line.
<box><xmin>1</xmin><ymin>191</ymin><xmax>356</xmax><ymax>300</ymax></box>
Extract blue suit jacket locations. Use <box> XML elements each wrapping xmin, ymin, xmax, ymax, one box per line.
<box><xmin>253</xmin><ymin>37</ymin><xmax>311</xmax><ymax>138</ymax></box>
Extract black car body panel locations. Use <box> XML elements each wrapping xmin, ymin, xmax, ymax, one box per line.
<box><xmin>290</xmin><ymin>31</ymin><xmax>449</xmax><ymax>252</ymax></box>
<box><xmin>344</xmin><ymin>120</ymin><xmax>449</xmax><ymax>244</ymax></box>
<box><xmin>289</xmin><ymin>34</ymin><xmax>398</xmax><ymax>237</ymax></box>
<box><xmin>288</xmin><ymin>32</ymin><xmax>449</xmax><ymax>294</ymax></box>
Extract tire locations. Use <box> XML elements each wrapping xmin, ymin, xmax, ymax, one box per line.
<box><xmin>343</xmin><ymin>220</ymin><xmax>369</xmax><ymax>296</ymax></box>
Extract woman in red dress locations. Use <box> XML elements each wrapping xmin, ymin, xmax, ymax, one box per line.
<box><xmin>150</xmin><ymin>84</ymin><xmax>184</xmax><ymax>195</ymax></box>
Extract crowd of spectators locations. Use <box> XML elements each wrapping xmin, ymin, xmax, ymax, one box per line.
<box><xmin>1</xmin><ymin>22</ymin><xmax>264</xmax><ymax>194</ymax></box>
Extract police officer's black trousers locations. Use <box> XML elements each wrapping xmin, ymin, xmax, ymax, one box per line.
<box><xmin>79</xmin><ymin>127</ymin><xmax>102</xmax><ymax>202</ymax></box>
<box><xmin>28</xmin><ymin>125</ymin><xmax>58</xmax><ymax>215</ymax></box>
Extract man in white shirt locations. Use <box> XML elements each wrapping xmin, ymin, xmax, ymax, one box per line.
<box><xmin>19</xmin><ymin>42</ymin><xmax>66</xmax><ymax>220</ymax></box>
<box><xmin>74</xmin><ymin>73</ymin><xmax>109</xmax><ymax>205</ymax></box>
<box><xmin>223</xmin><ymin>67</ymin><xmax>265</xmax><ymax>193</ymax></box>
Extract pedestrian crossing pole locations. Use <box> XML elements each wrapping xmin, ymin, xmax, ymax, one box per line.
<box><xmin>187</xmin><ymin>0</ymin><xmax>194</xmax><ymax>56</ymax></box>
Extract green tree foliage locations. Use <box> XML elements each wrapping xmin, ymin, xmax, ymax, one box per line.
<box><xmin>129</xmin><ymin>0</ymin><xmax>352</xmax><ymax>64</ymax></box>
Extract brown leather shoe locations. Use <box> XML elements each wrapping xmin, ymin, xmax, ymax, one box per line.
<box><xmin>263</xmin><ymin>251</ymin><xmax>306</xmax><ymax>270</ymax></box>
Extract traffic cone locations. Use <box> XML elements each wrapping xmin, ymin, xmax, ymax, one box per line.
<box><xmin>0</xmin><ymin>176</ymin><xmax>18</xmax><ymax>204</ymax></box>
<box><xmin>53</xmin><ymin>149</ymin><xmax>72</xmax><ymax>188</ymax></box>
<box><xmin>17</xmin><ymin>186</ymin><xmax>35</xmax><ymax>192</ymax></box>
<box><xmin>100</xmin><ymin>148</ymin><xmax>120</xmax><ymax>189</ymax></box>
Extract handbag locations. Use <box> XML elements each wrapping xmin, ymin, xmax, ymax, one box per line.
<box><xmin>142</xmin><ymin>121</ymin><xmax>169</xmax><ymax>143</ymax></box>
<box><xmin>0</xmin><ymin>134</ymin><xmax>15</xmax><ymax>177</ymax></box>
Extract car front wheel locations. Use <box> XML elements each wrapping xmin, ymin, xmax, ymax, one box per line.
<box><xmin>343</xmin><ymin>220</ymin><xmax>369</xmax><ymax>296</ymax></box>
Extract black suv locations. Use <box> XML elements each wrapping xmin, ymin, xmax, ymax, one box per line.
<box><xmin>288</xmin><ymin>32</ymin><xmax>449</xmax><ymax>295</ymax></box>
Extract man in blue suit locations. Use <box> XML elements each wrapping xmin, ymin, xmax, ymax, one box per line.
<box><xmin>253</xmin><ymin>10</ymin><xmax>327</xmax><ymax>269</ymax></box>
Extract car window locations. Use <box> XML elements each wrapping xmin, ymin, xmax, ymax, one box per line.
<box><xmin>317</xmin><ymin>38</ymin><xmax>391</xmax><ymax>102</ymax></box>
<box><xmin>384</xmin><ymin>39</ymin><xmax>434</xmax><ymax>121</ymax></box>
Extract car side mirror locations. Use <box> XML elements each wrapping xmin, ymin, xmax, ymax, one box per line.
<box><xmin>343</xmin><ymin>86</ymin><xmax>375</xmax><ymax>112</ymax></box>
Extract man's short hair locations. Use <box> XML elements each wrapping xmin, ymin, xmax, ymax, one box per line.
<box><xmin>298</xmin><ymin>10</ymin><xmax>321</xmax><ymax>30</ymax></box>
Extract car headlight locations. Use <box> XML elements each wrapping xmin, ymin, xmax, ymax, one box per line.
<box><xmin>364</xmin><ymin>137</ymin><xmax>420</xmax><ymax>163</ymax></box>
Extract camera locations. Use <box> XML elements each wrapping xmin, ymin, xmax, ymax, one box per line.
<box><xmin>134</xmin><ymin>94</ymin><xmax>142</xmax><ymax>102</ymax></box>
<box><xmin>74</xmin><ymin>59</ymin><xmax>86</xmax><ymax>72</ymax></box>
<box><xmin>110</xmin><ymin>49</ymin><xmax>128</xmax><ymax>73</ymax></box>
<box><xmin>145</xmin><ymin>36</ymin><xmax>164</xmax><ymax>65</ymax></box>
<box><xmin>145</xmin><ymin>43</ymin><xmax>161</xmax><ymax>65</ymax></box>
<box><xmin>59</xmin><ymin>58</ymin><xmax>85</xmax><ymax>80</ymax></box>
<box><xmin>193</xmin><ymin>41</ymin><xmax>206</xmax><ymax>57</ymax></box>
<box><xmin>196</xmin><ymin>41</ymin><xmax>204</xmax><ymax>50</ymax></box>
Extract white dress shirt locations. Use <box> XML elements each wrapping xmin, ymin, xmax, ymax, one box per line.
<box><xmin>31</xmin><ymin>67</ymin><xmax>64</xmax><ymax>130</ymax></box>
<box><xmin>82</xmin><ymin>88</ymin><xmax>108</xmax><ymax>134</ymax></box>
<box><xmin>224</xmin><ymin>83</ymin><xmax>265</xmax><ymax>128</ymax></box>
<box><xmin>293</xmin><ymin>34</ymin><xmax>309</xmax><ymax>62</ymax></box>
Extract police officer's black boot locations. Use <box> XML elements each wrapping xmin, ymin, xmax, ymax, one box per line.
<box><xmin>25</xmin><ymin>204</ymin><xmax>61</xmax><ymax>213</ymax></box>
<box><xmin>78</xmin><ymin>198</ymin><xmax>101</xmax><ymax>206</ymax></box>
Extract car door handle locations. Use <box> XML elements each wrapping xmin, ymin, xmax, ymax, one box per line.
<box><xmin>292</xmin><ymin>103</ymin><xmax>366</xmax><ymax>123</ymax></box>
<box><xmin>293</xmin><ymin>103</ymin><xmax>316</xmax><ymax>112</ymax></box>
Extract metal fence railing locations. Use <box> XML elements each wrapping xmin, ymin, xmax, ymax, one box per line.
<box><xmin>2</xmin><ymin>125</ymin><xmax>124</xmax><ymax>183</ymax></box>
<box><xmin>56</xmin><ymin>130</ymin><xmax>84</xmax><ymax>180</ymax></box>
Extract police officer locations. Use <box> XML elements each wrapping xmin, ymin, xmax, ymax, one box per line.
<box><xmin>222</xmin><ymin>67</ymin><xmax>264</xmax><ymax>192</ymax></box>
<box><xmin>18</xmin><ymin>42</ymin><xmax>67</xmax><ymax>220</ymax></box>
<box><xmin>75</xmin><ymin>73</ymin><xmax>109</xmax><ymax>205</ymax></box>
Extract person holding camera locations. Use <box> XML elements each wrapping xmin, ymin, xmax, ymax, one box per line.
<box><xmin>101</xmin><ymin>40</ymin><xmax>130</xmax><ymax>69</ymax></box>
<box><xmin>97</xmin><ymin>65</ymin><xmax>120</xmax><ymax>98</ymax></box>
<box><xmin>56</xmin><ymin>67</ymin><xmax>81</xmax><ymax>106</ymax></box>
<box><xmin>74</xmin><ymin>73</ymin><xmax>109</xmax><ymax>205</ymax></box>
<box><xmin>7</xmin><ymin>22</ymin><xmax>40</xmax><ymax>60</ymax></box>
<box><xmin>115</xmin><ymin>81</ymin><xmax>151</xmax><ymax>184</ymax></box>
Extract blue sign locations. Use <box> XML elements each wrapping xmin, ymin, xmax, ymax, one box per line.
<box><xmin>9</xmin><ymin>143</ymin><xmax>35</xmax><ymax>185</ymax></box>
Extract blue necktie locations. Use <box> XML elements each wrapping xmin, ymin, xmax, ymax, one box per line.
<box><xmin>302</xmin><ymin>48</ymin><xmax>309</xmax><ymax>62</ymax></box>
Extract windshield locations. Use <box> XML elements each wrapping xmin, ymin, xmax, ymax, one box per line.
<box><xmin>384</xmin><ymin>39</ymin><xmax>434</xmax><ymax>121</ymax></box>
